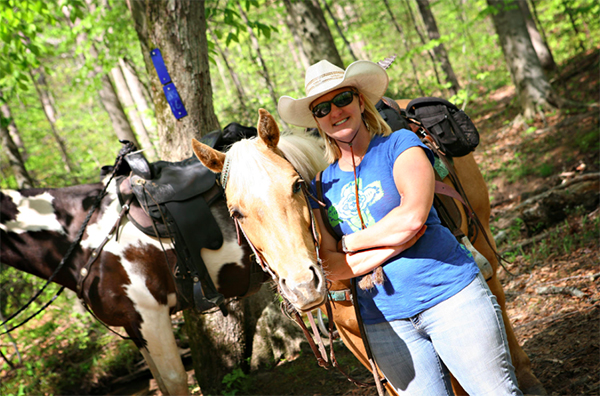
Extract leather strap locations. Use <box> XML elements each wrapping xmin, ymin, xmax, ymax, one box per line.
<box><xmin>315</xmin><ymin>171</ymin><xmax>341</xmax><ymax>242</ymax></box>
<box><xmin>315</xmin><ymin>171</ymin><xmax>386</xmax><ymax>396</ymax></box>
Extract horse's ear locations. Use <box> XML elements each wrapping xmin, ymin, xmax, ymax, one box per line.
<box><xmin>257</xmin><ymin>108</ymin><xmax>280</xmax><ymax>150</ymax></box>
<box><xmin>191</xmin><ymin>138</ymin><xmax>226</xmax><ymax>173</ymax></box>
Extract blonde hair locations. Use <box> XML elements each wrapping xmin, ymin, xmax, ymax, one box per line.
<box><xmin>313</xmin><ymin>92</ymin><xmax>392</xmax><ymax>164</ymax></box>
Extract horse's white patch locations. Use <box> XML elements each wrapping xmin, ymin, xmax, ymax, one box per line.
<box><xmin>120</xmin><ymin>256</ymin><xmax>188</xmax><ymax>394</ymax></box>
<box><xmin>0</xmin><ymin>190</ymin><xmax>66</xmax><ymax>234</ymax></box>
<box><xmin>80</xmin><ymin>187</ymin><xmax>173</xmax><ymax>253</ymax></box>
<box><xmin>202</xmin><ymin>239</ymin><xmax>246</xmax><ymax>290</ymax></box>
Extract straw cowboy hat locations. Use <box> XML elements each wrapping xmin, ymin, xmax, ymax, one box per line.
<box><xmin>278</xmin><ymin>60</ymin><xmax>389</xmax><ymax>128</ymax></box>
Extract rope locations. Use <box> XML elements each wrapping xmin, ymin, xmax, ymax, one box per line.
<box><xmin>1</xmin><ymin>144</ymin><xmax>135</xmax><ymax>333</ymax></box>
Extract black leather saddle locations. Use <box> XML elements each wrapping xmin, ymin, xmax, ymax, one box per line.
<box><xmin>116</xmin><ymin>132</ymin><xmax>227</xmax><ymax>314</ymax></box>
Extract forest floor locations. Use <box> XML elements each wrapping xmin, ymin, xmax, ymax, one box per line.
<box><xmin>195</xmin><ymin>49</ymin><xmax>599</xmax><ymax>396</ymax></box>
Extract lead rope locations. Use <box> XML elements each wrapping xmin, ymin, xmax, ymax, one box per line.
<box><xmin>338</xmin><ymin>128</ymin><xmax>367</xmax><ymax>230</ymax></box>
<box><xmin>0</xmin><ymin>144</ymin><xmax>135</xmax><ymax>333</ymax></box>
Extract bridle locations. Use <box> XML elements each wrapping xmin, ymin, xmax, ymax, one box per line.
<box><xmin>220</xmin><ymin>153</ymin><xmax>323</xmax><ymax>285</ymax></box>
<box><xmin>221</xmin><ymin>150</ymin><xmax>383</xmax><ymax>391</ymax></box>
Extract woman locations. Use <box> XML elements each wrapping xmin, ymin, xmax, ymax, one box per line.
<box><xmin>277</xmin><ymin>60</ymin><xmax>522</xmax><ymax>396</ymax></box>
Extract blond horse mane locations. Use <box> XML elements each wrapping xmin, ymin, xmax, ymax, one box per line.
<box><xmin>225</xmin><ymin>132</ymin><xmax>328</xmax><ymax>195</ymax></box>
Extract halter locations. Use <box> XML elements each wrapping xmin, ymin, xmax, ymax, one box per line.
<box><xmin>222</xmin><ymin>152</ymin><xmax>323</xmax><ymax>284</ymax></box>
<box><xmin>222</xmin><ymin>149</ymin><xmax>386</xmax><ymax>392</ymax></box>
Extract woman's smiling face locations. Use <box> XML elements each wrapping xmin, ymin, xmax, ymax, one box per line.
<box><xmin>311</xmin><ymin>87</ymin><xmax>365</xmax><ymax>141</ymax></box>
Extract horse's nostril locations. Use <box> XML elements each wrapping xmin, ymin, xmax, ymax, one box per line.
<box><xmin>309</xmin><ymin>265</ymin><xmax>322</xmax><ymax>290</ymax></box>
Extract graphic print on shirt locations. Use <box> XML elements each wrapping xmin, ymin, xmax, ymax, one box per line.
<box><xmin>328</xmin><ymin>177</ymin><xmax>384</xmax><ymax>232</ymax></box>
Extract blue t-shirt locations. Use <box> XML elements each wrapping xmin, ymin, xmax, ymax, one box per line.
<box><xmin>310</xmin><ymin>129</ymin><xmax>479</xmax><ymax>324</ymax></box>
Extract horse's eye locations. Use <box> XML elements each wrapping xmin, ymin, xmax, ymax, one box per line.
<box><xmin>293</xmin><ymin>179</ymin><xmax>304</xmax><ymax>194</ymax></box>
<box><xmin>230</xmin><ymin>209</ymin><xmax>243</xmax><ymax>220</ymax></box>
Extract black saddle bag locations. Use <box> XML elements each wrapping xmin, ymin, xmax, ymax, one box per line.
<box><xmin>406</xmin><ymin>97</ymin><xmax>479</xmax><ymax>157</ymax></box>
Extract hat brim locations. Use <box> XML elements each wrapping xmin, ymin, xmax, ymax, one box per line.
<box><xmin>278</xmin><ymin>61</ymin><xmax>389</xmax><ymax>129</ymax></box>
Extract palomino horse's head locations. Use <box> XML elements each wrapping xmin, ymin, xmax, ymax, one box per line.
<box><xmin>192</xmin><ymin>109</ymin><xmax>329</xmax><ymax>312</ymax></box>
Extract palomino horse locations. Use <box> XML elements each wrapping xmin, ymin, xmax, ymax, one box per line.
<box><xmin>191</xmin><ymin>108</ymin><xmax>546</xmax><ymax>395</ymax></box>
<box><xmin>0</xmin><ymin>169</ymin><xmax>263</xmax><ymax>395</ymax></box>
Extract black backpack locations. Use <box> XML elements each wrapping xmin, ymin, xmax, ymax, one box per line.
<box><xmin>405</xmin><ymin>97</ymin><xmax>479</xmax><ymax>157</ymax></box>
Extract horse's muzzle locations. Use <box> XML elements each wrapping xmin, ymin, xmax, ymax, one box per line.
<box><xmin>278</xmin><ymin>264</ymin><xmax>326</xmax><ymax>312</ymax></box>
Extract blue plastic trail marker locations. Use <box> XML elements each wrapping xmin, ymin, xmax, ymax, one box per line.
<box><xmin>150</xmin><ymin>48</ymin><xmax>188</xmax><ymax>120</ymax></box>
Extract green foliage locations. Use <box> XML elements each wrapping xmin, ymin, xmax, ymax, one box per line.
<box><xmin>0</xmin><ymin>0</ymin><xmax>85</xmax><ymax>93</ymax></box>
<box><xmin>221</xmin><ymin>366</ymin><xmax>252</xmax><ymax>396</ymax></box>
<box><xmin>0</xmin><ymin>266</ymin><xmax>142</xmax><ymax>395</ymax></box>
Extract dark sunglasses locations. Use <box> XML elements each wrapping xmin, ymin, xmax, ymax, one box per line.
<box><xmin>311</xmin><ymin>90</ymin><xmax>358</xmax><ymax>118</ymax></box>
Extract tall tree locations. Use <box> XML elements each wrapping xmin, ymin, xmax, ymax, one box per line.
<box><xmin>282</xmin><ymin>0</ymin><xmax>344</xmax><ymax>68</ymax></box>
<box><xmin>332</xmin><ymin>3</ymin><xmax>369</xmax><ymax>60</ymax></box>
<box><xmin>319</xmin><ymin>0</ymin><xmax>358</xmax><ymax>62</ymax></box>
<box><xmin>561</xmin><ymin>0</ymin><xmax>586</xmax><ymax>52</ymax></box>
<box><xmin>518</xmin><ymin>0</ymin><xmax>557</xmax><ymax>72</ymax></box>
<box><xmin>237</xmin><ymin>3</ymin><xmax>286</xmax><ymax>127</ymax></box>
<box><xmin>0</xmin><ymin>95</ymin><xmax>34</xmax><ymax>189</ymax></box>
<box><xmin>62</xmin><ymin>7</ymin><xmax>143</xmax><ymax>151</ymax></box>
<box><xmin>29</xmin><ymin>69</ymin><xmax>77</xmax><ymax>174</ymax></box>
<box><xmin>129</xmin><ymin>0</ymin><xmax>220</xmax><ymax>161</ymax></box>
<box><xmin>383</xmin><ymin>0</ymin><xmax>426</xmax><ymax>97</ymax></box>
<box><xmin>110</xmin><ymin>64</ymin><xmax>158</xmax><ymax>160</ymax></box>
<box><xmin>415</xmin><ymin>0</ymin><xmax>461</xmax><ymax>96</ymax></box>
<box><xmin>128</xmin><ymin>2</ymin><xmax>305</xmax><ymax>393</ymax></box>
<box><xmin>97</xmin><ymin>69</ymin><xmax>142</xmax><ymax>147</ymax></box>
<box><xmin>283</xmin><ymin>13</ymin><xmax>311</xmax><ymax>69</ymax></box>
<box><xmin>1</xmin><ymin>98</ymin><xmax>26</xmax><ymax>159</ymax></box>
<box><xmin>487</xmin><ymin>0</ymin><xmax>558</xmax><ymax>118</ymax></box>
<box><xmin>402</xmin><ymin>0</ymin><xmax>443</xmax><ymax>88</ymax></box>
<box><xmin>207</xmin><ymin>27</ymin><xmax>252</xmax><ymax>123</ymax></box>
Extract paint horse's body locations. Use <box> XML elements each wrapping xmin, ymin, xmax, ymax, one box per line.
<box><xmin>0</xmin><ymin>177</ymin><xmax>257</xmax><ymax>395</ymax></box>
<box><xmin>192</xmin><ymin>108</ymin><xmax>546</xmax><ymax>395</ymax></box>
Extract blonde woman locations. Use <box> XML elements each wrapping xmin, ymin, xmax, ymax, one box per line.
<box><xmin>278</xmin><ymin>60</ymin><xmax>522</xmax><ymax>396</ymax></box>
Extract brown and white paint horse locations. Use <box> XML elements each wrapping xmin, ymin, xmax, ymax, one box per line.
<box><xmin>191</xmin><ymin>108</ymin><xmax>547</xmax><ymax>395</ymax></box>
<box><xmin>0</xmin><ymin>175</ymin><xmax>260</xmax><ymax>395</ymax></box>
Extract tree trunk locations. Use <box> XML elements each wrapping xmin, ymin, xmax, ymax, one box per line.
<box><xmin>383</xmin><ymin>0</ymin><xmax>426</xmax><ymax>97</ymax></box>
<box><xmin>237</xmin><ymin>3</ymin><xmax>287</xmax><ymax>129</ymax></box>
<box><xmin>415</xmin><ymin>0</ymin><xmax>461</xmax><ymax>96</ymax></box>
<box><xmin>319</xmin><ymin>0</ymin><xmax>357</xmax><ymax>62</ymax></box>
<box><xmin>97</xmin><ymin>71</ymin><xmax>142</xmax><ymax>148</ymax></box>
<box><xmin>111</xmin><ymin>65</ymin><xmax>158</xmax><ymax>161</ymax></box>
<box><xmin>0</xmin><ymin>99</ymin><xmax>34</xmax><ymax>189</ymax></box>
<box><xmin>518</xmin><ymin>0</ymin><xmax>557</xmax><ymax>73</ymax></box>
<box><xmin>283</xmin><ymin>13</ymin><xmax>311</xmax><ymax>70</ymax></box>
<box><xmin>119</xmin><ymin>58</ymin><xmax>158</xmax><ymax>151</ymax></box>
<box><xmin>129</xmin><ymin>0</ymin><xmax>220</xmax><ymax>162</ymax></box>
<box><xmin>121</xmin><ymin>58</ymin><xmax>154</xmax><ymax>115</ymax></box>
<box><xmin>561</xmin><ymin>0</ymin><xmax>586</xmax><ymax>52</ymax></box>
<box><xmin>333</xmin><ymin>3</ymin><xmax>369</xmax><ymax>60</ymax></box>
<box><xmin>486</xmin><ymin>0</ymin><xmax>558</xmax><ymax>119</ymax></box>
<box><xmin>62</xmin><ymin>7</ymin><xmax>142</xmax><ymax>152</ymax></box>
<box><xmin>282</xmin><ymin>0</ymin><xmax>344</xmax><ymax>68</ymax></box>
<box><xmin>30</xmin><ymin>69</ymin><xmax>77</xmax><ymax>174</ymax></box>
<box><xmin>184</xmin><ymin>285</ymin><xmax>304</xmax><ymax>394</ymax></box>
<box><xmin>402</xmin><ymin>0</ymin><xmax>442</xmax><ymax>88</ymax></box>
<box><xmin>128</xmin><ymin>1</ymin><xmax>247</xmax><ymax>392</ymax></box>
<box><xmin>0</xmin><ymin>99</ymin><xmax>26</xmax><ymax>159</ymax></box>
<box><xmin>207</xmin><ymin>27</ymin><xmax>252</xmax><ymax>123</ymax></box>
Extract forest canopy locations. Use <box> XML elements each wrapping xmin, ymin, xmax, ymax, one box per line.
<box><xmin>0</xmin><ymin>0</ymin><xmax>597</xmax><ymax>189</ymax></box>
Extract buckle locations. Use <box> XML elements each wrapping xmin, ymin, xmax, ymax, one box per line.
<box><xmin>329</xmin><ymin>289</ymin><xmax>351</xmax><ymax>302</ymax></box>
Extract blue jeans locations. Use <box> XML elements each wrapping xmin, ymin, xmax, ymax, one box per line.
<box><xmin>364</xmin><ymin>274</ymin><xmax>522</xmax><ymax>396</ymax></box>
